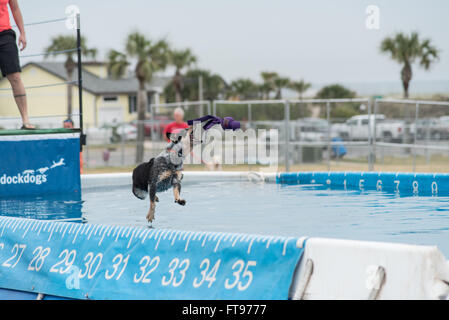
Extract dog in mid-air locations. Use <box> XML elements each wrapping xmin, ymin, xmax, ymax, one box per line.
<box><xmin>132</xmin><ymin>115</ymin><xmax>240</xmax><ymax>223</ymax></box>
<box><xmin>132</xmin><ymin>128</ymin><xmax>192</xmax><ymax>223</ymax></box>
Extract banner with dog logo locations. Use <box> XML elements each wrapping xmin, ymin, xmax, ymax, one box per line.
<box><xmin>0</xmin><ymin>132</ymin><xmax>81</xmax><ymax>197</ymax></box>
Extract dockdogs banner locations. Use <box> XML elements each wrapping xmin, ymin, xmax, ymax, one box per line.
<box><xmin>0</xmin><ymin>217</ymin><xmax>305</xmax><ymax>300</ymax></box>
<box><xmin>0</xmin><ymin>132</ymin><xmax>81</xmax><ymax>197</ymax></box>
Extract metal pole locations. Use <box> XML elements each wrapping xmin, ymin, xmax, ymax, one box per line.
<box><xmin>198</xmin><ymin>76</ymin><xmax>204</xmax><ymax>116</ymax></box>
<box><xmin>284</xmin><ymin>101</ymin><xmax>290</xmax><ymax>172</ymax></box>
<box><xmin>425</xmin><ymin>118</ymin><xmax>431</xmax><ymax>165</ymax></box>
<box><xmin>76</xmin><ymin>13</ymin><xmax>85</xmax><ymax>151</ymax></box>
<box><xmin>248</xmin><ymin>103</ymin><xmax>252</xmax><ymax>129</ymax></box>
<box><xmin>213</xmin><ymin>101</ymin><xmax>217</xmax><ymax>116</ymax></box>
<box><xmin>207</xmin><ymin>101</ymin><xmax>211</xmax><ymax>115</ymax></box>
<box><xmin>367</xmin><ymin>99</ymin><xmax>374</xmax><ymax>171</ymax></box>
<box><xmin>373</xmin><ymin>99</ymin><xmax>378</xmax><ymax>169</ymax></box>
<box><xmin>413</xmin><ymin>102</ymin><xmax>419</xmax><ymax>172</ymax></box>
<box><xmin>121</xmin><ymin>125</ymin><xmax>125</xmax><ymax>166</ymax></box>
<box><xmin>151</xmin><ymin>104</ymin><xmax>157</xmax><ymax>141</ymax></box>
<box><xmin>85</xmin><ymin>123</ymin><xmax>89</xmax><ymax>168</ymax></box>
<box><xmin>326</xmin><ymin>101</ymin><xmax>331</xmax><ymax>171</ymax></box>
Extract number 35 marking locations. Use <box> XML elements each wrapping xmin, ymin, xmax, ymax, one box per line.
<box><xmin>224</xmin><ymin>260</ymin><xmax>256</xmax><ymax>291</ymax></box>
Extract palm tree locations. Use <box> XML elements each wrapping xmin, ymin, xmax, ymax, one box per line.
<box><xmin>164</xmin><ymin>69</ymin><xmax>227</xmax><ymax>102</ymax></box>
<box><xmin>45</xmin><ymin>35</ymin><xmax>97</xmax><ymax>120</ymax></box>
<box><xmin>315</xmin><ymin>84</ymin><xmax>355</xmax><ymax>99</ymax></box>
<box><xmin>229</xmin><ymin>78</ymin><xmax>258</xmax><ymax>100</ymax></box>
<box><xmin>260</xmin><ymin>71</ymin><xmax>278</xmax><ymax>99</ymax></box>
<box><xmin>290</xmin><ymin>80</ymin><xmax>311</xmax><ymax>100</ymax></box>
<box><xmin>108</xmin><ymin>32</ymin><xmax>169</xmax><ymax>163</ymax></box>
<box><xmin>169</xmin><ymin>48</ymin><xmax>197</xmax><ymax>102</ymax></box>
<box><xmin>273</xmin><ymin>76</ymin><xmax>290</xmax><ymax>99</ymax></box>
<box><xmin>380</xmin><ymin>32</ymin><xmax>439</xmax><ymax>98</ymax></box>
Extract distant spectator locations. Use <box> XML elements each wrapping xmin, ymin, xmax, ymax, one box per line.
<box><xmin>62</xmin><ymin>118</ymin><xmax>83</xmax><ymax>173</ymax></box>
<box><xmin>63</xmin><ymin>119</ymin><xmax>74</xmax><ymax>129</ymax></box>
<box><xmin>162</xmin><ymin>107</ymin><xmax>189</xmax><ymax>142</ymax></box>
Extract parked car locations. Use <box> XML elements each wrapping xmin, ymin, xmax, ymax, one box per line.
<box><xmin>440</xmin><ymin>116</ymin><xmax>449</xmax><ymax>124</ymax></box>
<box><xmin>86</xmin><ymin>123</ymin><xmax>137</xmax><ymax>145</ymax></box>
<box><xmin>131</xmin><ymin>115</ymin><xmax>171</xmax><ymax>138</ymax></box>
<box><xmin>416</xmin><ymin>118</ymin><xmax>449</xmax><ymax>140</ymax></box>
<box><xmin>439</xmin><ymin>116</ymin><xmax>449</xmax><ymax>139</ymax></box>
<box><xmin>85</xmin><ymin>126</ymin><xmax>113</xmax><ymax>145</ymax></box>
<box><xmin>111</xmin><ymin>124</ymin><xmax>138</xmax><ymax>142</ymax></box>
<box><xmin>332</xmin><ymin>114</ymin><xmax>413</xmax><ymax>143</ymax></box>
<box><xmin>294</xmin><ymin>118</ymin><xmax>328</xmax><ymax>142</ymax></box>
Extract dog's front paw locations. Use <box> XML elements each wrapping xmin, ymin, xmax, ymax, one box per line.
<box><xmin>155</xmin><ymin>195</ymin><xmax>159</xmax><ymax>202</ymax></box>
<box><xmin>175</xmin><ymin>199</ymin><xmax>186</xmax><ymax>206</ymax></box>
<box><xmin>146</xmin><ymin>208</ymin><xmax>155</xmax><ymax>223</ymax></box>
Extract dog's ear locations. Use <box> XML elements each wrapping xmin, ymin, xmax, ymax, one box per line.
<box><xmin>166</xmin><ymin>132</ymin><xmax>172</xmax><ymax>141</ymax></box>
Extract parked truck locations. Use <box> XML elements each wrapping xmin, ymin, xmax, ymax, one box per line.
<box><xmin>332</xmin><ymin>114</ymin><xmax>413</xmax><ymax>143</ymax></box>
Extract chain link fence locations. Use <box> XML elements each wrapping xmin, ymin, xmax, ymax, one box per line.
<box><xmin>373</xmin><ymin>99</ymin><xmax>449</xmax><ymax>172</ymax></box>
<box><xmin>83</xmin><ymin>101</ymin><xmax>211</xmax><ymax>168</ymax></box>
<box><xmin>2</xmin><ymin>99</ymin><xmax>447</xmax><ymax>172</ymax></box>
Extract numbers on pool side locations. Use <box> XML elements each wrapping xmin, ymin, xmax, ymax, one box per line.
<box><xmin>2</xmin><ymin>244</ymin><xmax>26</xmax><ymax>269</ymax></box>
<box><xmin>162</xmin><ymin>258</ymin><xmax>190</xmax><ymax>287</ymax></box>
<box><xmin>376</xmin><ymin>180</ymin><xmax>382</xmax><ymax>191</ymax></box>
<box><xmin>224</xmin><ymin>260</ymin><xmax>257</xmax><ymax>291</ymax></box>
<box><xmin>79</xmin><ymin>252</ymin><xmax>103</xmax><ymax>279</ymax></box>
<box><xmin>412</xmin><ymin>181</ymin><xmax>419</xmax><ymax>193</ymax></box>
<box><xmin>105</xmin><ymin>254</ymin><xmax>129</xmax><ymax>281</ymax></box>
<box><xmin>432</xmin><ymin>182</ymin><xmax>438</xmax><ymax>194</ymax></box>
<box><xmin>394</xmin><ymin>180</ymin><xmax>400</xmax><ymax>192</ymax></box>
<box><xmin>0</xmin><ymin>243</ymin><xmax>259</xmax><ymax>292</ymax></box>
<box><xmin>134</xmin><ymin>256</ymin><xmax>160</xmax><ymax>284</ymax></box>
<box><xmin>50</xmin><ymin>249</ymin><xmax>76</xmax><ymax>274</ymax></box>
<box><xmin>193</xmin><ymin>258</ymin><xmax>221</xmax><ymax>289</ymax></box>
<box><xmin>28</xmin><ymin>246</ymin><xmax>51</xmax><ymax>272</ymax></box>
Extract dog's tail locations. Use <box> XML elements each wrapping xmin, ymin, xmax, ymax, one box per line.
<box><xmin>132</xmin><ymin>158</ymin><xmax>154</xmax><ymax>200</ymax></box>
<box><xmin>132</xmin><ymin>187</ymin><xmax>148</xmax><ymax>200</ymax></box>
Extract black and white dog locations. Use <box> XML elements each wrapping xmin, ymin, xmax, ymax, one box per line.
<box><xmin>132</xmin><ymin>128</ymin><xmax>192</xmax><ymax>223</ymax></box>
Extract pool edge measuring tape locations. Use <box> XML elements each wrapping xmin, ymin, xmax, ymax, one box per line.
<box><xmin>0</xmin><ymin>217</ymin><xmax>305</xmax><ymax>300</ymax></box>
<box><xmin>277</xmin><ymin>172</ymin><xmax>449</xmax><ymax>195</ymax></box>
<box><xmin>0</xmin><ymin>132</ymin><xmax>81</xmax><ymax>197</ymax></box>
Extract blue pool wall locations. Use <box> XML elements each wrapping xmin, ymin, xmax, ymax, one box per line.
<box><xmin>276</xmin><ymin>172</ymin><xmax>449</xmax><ymax>195</ymax></box>
<box><xmin>0</xmin><ymin>216</ymin><xmax>304</xmax><ymax>300</ymax></box>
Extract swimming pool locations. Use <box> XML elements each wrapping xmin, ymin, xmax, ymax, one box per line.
<box><xmin>1</xmin><ymin>172</ymin><xmax>448</xmax><ymax>257</ymax></box>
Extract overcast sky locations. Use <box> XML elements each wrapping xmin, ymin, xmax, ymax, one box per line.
<box><xmin>15</xmin><ymin>0</ymin><xmax>449</xmax><ymax>85</ymax></box>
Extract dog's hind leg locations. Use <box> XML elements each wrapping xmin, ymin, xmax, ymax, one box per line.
<box><xmin>147</xmin><ymin>184</ymin><xmax>157</xmax><ymax>222</ymax></box>
<box><xmin>173</xmin><ymin>171</ymin><xmax>186</xmax><ymax>206</ymax></box>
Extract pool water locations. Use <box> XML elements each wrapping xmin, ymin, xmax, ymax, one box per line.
<box><xmin>1</xmin><ymin>181</ymin><xmax>449</xmax><ymax>256</ymax></box>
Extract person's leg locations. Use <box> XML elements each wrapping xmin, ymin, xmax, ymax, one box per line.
<box><xmin>6</xmin><ymin>72</ymin><xmax>33</xmax><ymax>128</ymax></box>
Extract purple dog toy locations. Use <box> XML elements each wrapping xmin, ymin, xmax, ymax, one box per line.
<box><xmin>187</xmin><ymin>115</ymin><xmax>241</xmax><ymax>131</ymax></box>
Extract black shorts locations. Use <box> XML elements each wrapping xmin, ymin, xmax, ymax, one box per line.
<box><xmin>0</xmin><ymin>29</ymin><xmax>21</xmax><ymax>77</ymax></box>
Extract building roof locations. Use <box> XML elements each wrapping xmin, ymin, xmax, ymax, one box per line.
<box><xmin>21</xmin><ymin>62</ymin><xmax>171</xmax><ymax>95</ymax></box>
